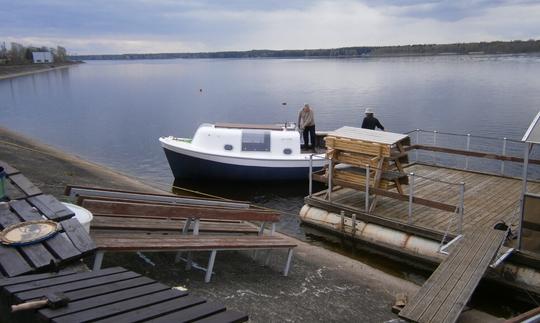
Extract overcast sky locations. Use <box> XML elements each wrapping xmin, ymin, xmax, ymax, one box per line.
<box><xmin>1</xmin><ymin>0</ymin><xmax>539</xmax><ymax>55</ymax></box>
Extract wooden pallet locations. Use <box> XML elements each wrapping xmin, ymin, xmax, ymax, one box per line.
<box><xmin>0</xmin><ymin>267</ymin><xmax>248</xmax><ymax>323</ymax></box>
<box><xmin>398</xmin><ymin>229</ymin><xmax>508</xmax><ymax>323</ymax></box>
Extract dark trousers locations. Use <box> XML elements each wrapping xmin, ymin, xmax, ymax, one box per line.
<box><xmin>302</xmin><ymin>125</ymin><xmax>316</xmax><ymax>148</ymax></box>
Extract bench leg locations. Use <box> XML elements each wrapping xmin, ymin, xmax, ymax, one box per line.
<box><xmin>252</xmin><ymin>222</ymin><xmax>266</xmax><ymax>260</ymax></box>
<box><xmin>93</xmin><ymin>250</ymin><xmax>105</xmax><ymax>270</ymax></box>
<box><xmin>205</xmin><ymin>250</ymin><xmax>217</xmax><ymax>283</ymax></box>
<box><xmin>264</xmin><ymin>250</ymin><xmax>272</xmax><ymax>266</ymax></box>
<box><xmin>176</xmin><ymin>218</ymin><xmax>193</xmax><ymax>263</ymax></box>
<box><xmin>283</xmin><ymin>249</ymin><xmax>293</xmax><ymax>276</ymax></box>
<box><xmin>271</xmin><ymin>223</ymin><xmax>276</xmax><ymax>235</ymax></box>
<box><xmin>185</xmin><ymin>252</ymin><xmax>193</xmax><ymax>270</ymax></box>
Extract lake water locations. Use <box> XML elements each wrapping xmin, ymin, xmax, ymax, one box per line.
<box><xmin>2</xmin><ymin>55</ymin><xmax>540</xmax><ymax>239</ymax></box>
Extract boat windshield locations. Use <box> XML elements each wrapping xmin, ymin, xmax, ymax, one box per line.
<box><xmin>241</xmin><ymin>130</ymin><xmax>271</xmax><ymax>152</ymax></box>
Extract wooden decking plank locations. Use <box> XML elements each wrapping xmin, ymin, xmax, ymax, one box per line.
<box><xmin>416</xmin><ymin>229</ymin><xmax>495</xmax><ymax>322</ymax></box>
<box><xmin>0</xmin><ymin>160</ymin><xmax>20</xmax><ymax>175</ymax></box>
<box><xmin>27</xmin><ymin>194</ymin><xmax>75</xmax><ymax>221</ymax></box>
<box><xmin>5</xmin><ymin>267</ymin><xmax>127</xmax><ymax>293</ymax></box>
<box><xmin>146</xmin><ymin>302</ymin><xmax>226</xmax><ymax>323</ymax></box>
<box><xmin>7</xmin><ymin>173</ymin><xmax>42</xmax><ymax>196</ymax></box>
<box><xmin>432</xmin><ymin>230</ymin><xmax>507</xmax><ymax>322</ymax></box>
<box><xmin>0</xmin><ymin>245</ymin><xmax>34</xmax><ymax>277</ymax></box>
<box><xmin>39</xmin><ymin>282</ymin><xmax>171</xmax><ymax>320</ymax></box>
<box><xmin>10</xmin><ymin>200</ymin><xmax>82</xmax><ymax>261</ymax></box>
<box><xmin>399</xmin><ymin>229</ymin><xmax>485</xmax><ymax>320</ymax></box>
<box><xmin>61</xmin><ymin>218</ymin><xmax>97</xmax><ymax>254</ymax></box>
<box><xmin>194</xmin><ymin>310</ymin><xmax>249</xmax><ymax>323</ymax></box>
<box><xmin>52</xmin><ymin>289</ymin><xmax>187</xmax><ymax>323</ymax></box>
<box><xmin>94</xmin><ymin>295</ymin><xmax>206</xmax><ymax>323</ymax></box>
<box><xmin>16</xmin><ymin>270</ymin><xmax>142</xmax><ymax>301</ymax></box>
<box><xmin>58</xmin><ymin>276</ymin><xmax>156</xmax><ymax>302</ymax></box>
<box><xmin>0</xmin><ymin>208</ymin><xmax>57</xmax><ymax>269</ymax></box>
<box><xmin>0</xmin><ymin>268</ymin><xmax>80</xmax><ymax>288</ymax></box>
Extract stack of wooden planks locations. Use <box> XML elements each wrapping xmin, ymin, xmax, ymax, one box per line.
<box><xmin>323</xmin><ymin>127</ymin><xmax>410</xmax><ymax>201</ymax></box>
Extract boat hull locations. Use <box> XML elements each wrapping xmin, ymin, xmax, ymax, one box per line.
<box><xmin>162</xmin><ymin>147</ymin><xmax>324</xmax><ymax>181</ymax></box>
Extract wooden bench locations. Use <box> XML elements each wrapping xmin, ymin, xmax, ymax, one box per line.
<box><xmin>91</xmin><ymin>234</ymin><xmax>296</xmax><ymax>282</ymax></box>
<box><xmin>69</xmin><ymin>189</ymin><xmax>294</xmax><ymax>283</ymax></box>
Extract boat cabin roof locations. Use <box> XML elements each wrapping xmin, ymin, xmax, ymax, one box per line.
<box><xmin>215</xmin><ymin>123</ymin><xmax>284</xmax><ymax>131</ymax></box>
<box><xmin>329</xmin><ymin>126</ymin><xmax>408</xmax><ymax>145</ymax></box>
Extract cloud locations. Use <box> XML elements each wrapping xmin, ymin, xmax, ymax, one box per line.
<box><xmin>0</xmin><ymin>0</ymin><xmax>539</xmax><ymax>54</ymax></box>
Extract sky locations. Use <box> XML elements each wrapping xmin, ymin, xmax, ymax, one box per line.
<box><xmin>1</xmin><ymin>0</ymin><xmax>539</xmax><ymax>55</ymax></box>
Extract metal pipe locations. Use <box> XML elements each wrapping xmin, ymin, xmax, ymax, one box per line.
<box><xmin>458</xmin><ymin>182</ymin><xmax>465</xmax><ymax>234</ymax></box>
<box><xmin>309</xmin><ymin>154</ymin><xmax>313</xmax><ymax>197</ymax></box>
<box><xmin>328</xmin><ymin>159</ymin><xmax>333</xmax><ymax>202</ymax></box>
<box><xmin>501</xmin><ymin>138</ymin><xmax>507</xmax><ymax>175</ymax></box>
<box><xmin>365</xmin><ymin>164</ymin><xmax>370</xmax><ymax>213</ymax></box>
<box><xmin>415</xmin><ymin>129</ymin><xmax>420</xmax><ymax>162</ymax></box>
<box><xmin>465</xmin><ymin>134</ymin><xmax>471</xmax><ymax>170</ymax></box>
<box><xmin>408</xmin><ymin>173</ymin><xmax>415</xmax><ymax>224</ymax></box>
<box><xmin>519</xmin><ymin>142</ymin><xmax>531</xmax><ymax>250</ymax></box>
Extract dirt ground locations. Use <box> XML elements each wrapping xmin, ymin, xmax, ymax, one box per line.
<box><xmin>0</xmin><ymin>126</ymin><xmax>501</xmax><ymax>322</ymax></box>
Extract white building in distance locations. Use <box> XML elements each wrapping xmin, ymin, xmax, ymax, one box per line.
<box><xmin>32</xmin><ymin>52</ymin><xmax>53</xmax><ymax>64</ymax></box>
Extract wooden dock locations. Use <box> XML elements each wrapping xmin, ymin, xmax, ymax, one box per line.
<box><xmin>398</xmin><ymin>228</ymin><xmax>508</xmax><ymax>323</ymax></box>
<box><xmin>308</xmin><ymin>163</ymin><xmax>540</xmax><ymax>235</ymax></box>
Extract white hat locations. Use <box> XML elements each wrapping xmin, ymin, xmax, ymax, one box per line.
<box><xmin>365</xmin><ymin>108</ymin><xmax>373</xmax><ymax>114</ymax></box>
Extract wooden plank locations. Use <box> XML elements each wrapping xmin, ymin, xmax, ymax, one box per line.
<box><xmin>81</xmin><ymin>200</ymin><xmax>281</xmax><ymax>222</ymax></box>
<box><xmin>399</xmin><ymin>229</ymin><xmax>507</xmax><ymax>323</ymax></box>
<box><xmin>61</xmin><ymin>218</ymin><xmax>96</xmax><ymax>254</ymax></box>
<box><xmin>27</xmin><ymin>194</ymin><xmax>74</xmax><ymax>221</ymax></box>
<box><xmin>10</xmin><ymin>200</ymin><xmax>82</xmax><ymax>261</ymax></box>
<box><xmin>52</xmin><ymin>289</ymin><xmax>187</xmax><ymax>323</ymax></box>
<box><xmin>94</xmin><ymin>295</ymin><xmax>206</xmax><ymax>323</ymax></box>
<box><xmin>0</xmin><ymin>206</ymin><xmax>35</xmax><ymax>277</ymax></box>
<box><xmin>328</xmin><ymin>126</ymin><xmax>409</xmax><ymax>145</ymax></box>
<box><xmin>4</xmin><ymin>267</ymin><xmax>127</xmax><ymax>294</ymax></box>
<box><xmin>39</xmin><ymin>282</ymin><xmax>172</xmax><ymax>320</ymax></box>
<box><xmin>7</xmin><ymin>173</ymin><xmax>42</xmax><ymax>196</ymax></box>
<box><xmin>16</xmin><ymin>270</ymin><xmax>142</xmax><ymax>301</ymax></box>
<box><xmin>93</xmin><ymin>235</ymin><xmax>297</xmax><ymax>251</ymax></box>
<box><xmin>326</xmin><ymin>136</ymin><xmax>389</xmax><ymax>157</ymax></box>
<box><xmin>0</xmin><ymin>268</ymin><xmax>79</xmax><ymax>288</ymax></box>
<box><xmin>195</xmin><ymin>310</ymin><xmax>249</xmax><ymax>323</ymax></box>
<box><xmin>0</xmin><ymin>160</ymin><xmax>20</xmax><ymax>175</ymax></box>
<box><xmin>147</xmin><ymin>302</ymin><xmax>226</xmax><ymax>323</ymax></box>
<box><xmin>0</xmin><ymin>208</ymin><xmax>56</xmax><ymax>269</ymax></box>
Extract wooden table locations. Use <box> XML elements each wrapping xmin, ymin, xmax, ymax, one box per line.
<box><xmin>0</xmin><ymin>267</ymin><xmax>248</xmax><ymax>323</ymax></box>
<box><xmin>0</xmin><ymin>160</ymin><xmax>95</xmax><ymax>278</ymax></box>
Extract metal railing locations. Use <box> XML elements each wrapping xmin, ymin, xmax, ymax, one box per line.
<box><xmin>408</xmin><ymin>129</ymin><xmax>540</xmax><ymax>179</ymax></box>
<box><xmin>308</xmin><ymin>153</ymin><xmax>466</xmax><ymax>235</ymax></box>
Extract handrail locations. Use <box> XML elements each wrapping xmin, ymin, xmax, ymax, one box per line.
<box><xmin>411</xmin><ymin>128</ymin><xmax>522</xmax><ymax>143</ymax></box>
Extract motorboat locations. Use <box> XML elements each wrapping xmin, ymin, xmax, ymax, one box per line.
<box><xmin>159</xmin><ymin>123</ymin><xmax>326</xmax><ymax>181</ymax></box>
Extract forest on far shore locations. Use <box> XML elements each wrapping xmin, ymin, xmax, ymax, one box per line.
<box><xmin>71</xmin><ymin>39</ymin><xmax>540</xmax><ymax>60</ymax></box>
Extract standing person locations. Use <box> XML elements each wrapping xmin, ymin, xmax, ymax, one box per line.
<box><xmin>361</xmin><ymin>108</ymin><xmax>384</xmax><ymax>131</ymax></box>
<box><xmin>298</xmin><ymin>103</ymin><xmax>316</xmax><ymax>149</ymax></box>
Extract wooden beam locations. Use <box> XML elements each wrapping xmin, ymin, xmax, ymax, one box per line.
<box><xmin>81</xmin><ymin>199</ymin><xmax>281</xmax><ymax>222</ymax></box>
<box><xmin>409</xmin><ymin>144</ymin><xmax>540</xmax><ymax>165</ymax></box>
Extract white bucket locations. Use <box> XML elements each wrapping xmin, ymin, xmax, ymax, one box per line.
<box><xmin>62</xmin><ymin>202</ymin><xmax>93</xmax><ymax>233</ymax></box>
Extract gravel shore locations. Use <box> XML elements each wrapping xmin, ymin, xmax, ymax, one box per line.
<box><xmin>0</xmin><ymin>126</ymin><xmax>498</xmax><ymax>322</ymax></box>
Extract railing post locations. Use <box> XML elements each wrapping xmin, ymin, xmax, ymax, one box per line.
<box><xmin>365</xmin><ymin>164</ymin><xmax>370</xmax><ymax>213</ymax></box>
<box><xmin>415</xmin><ymin>129</ymin><xmax>420</xmax><ymax>162</ymax></box>
<box><xmin>501</xmin><ymin>138</ymin><xmax>507</xmax><ymax>175</ymax></box>
<box><xmin>458</xmin><ymin>182</ymin><xmax>465</xmax><ymax>234</ymax></box>
<box><xmin>408</xmin><ymin>173</ymin><xmax>415</xmax><ymax>224</ymax></box>
<box><xmin>465</xmin><ymin>134</ymin><xmax>471</xmax><ymax>170</ymax></box>
<box><xmin>309</xmin><ymin>154</ymin><xmax>313</xmax><ymax>197</ymax></box>
<box><xmin>432</xmin><ymin>131</ymin><xmax>438</xmax><ymax>163</ymax></box>
<box><xmin>328</xmin><ymin>159</ymin><xmax>333</xmax><ymax>202</ymax></box>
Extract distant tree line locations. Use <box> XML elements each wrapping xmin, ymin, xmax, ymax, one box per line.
<box><xmin>71</xmin><ymin>39</ymin><xmax>540</xmax><ymax>61</ymax></box>
<box><xmin>0</xmin><ymin>42</ymin><xmax>68</xmax><ymax>64</ymax></box>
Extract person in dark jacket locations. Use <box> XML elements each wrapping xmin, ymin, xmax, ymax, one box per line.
<box><xmin>361</xmin><ymin>108</ymin><xmax>384</xmax><ymax>130</ymax></box>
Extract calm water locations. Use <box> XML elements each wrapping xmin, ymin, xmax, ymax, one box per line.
<box><xmin>2</xmin><ymin>55</ymin><xmax>540</xmax><ymax>237</ymax></box>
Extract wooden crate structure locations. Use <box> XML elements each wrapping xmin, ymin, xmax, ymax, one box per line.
<box><xmin>324</xmin><ymin>127</ymin><xmax>410</xmax><ymax>210</ymax></box>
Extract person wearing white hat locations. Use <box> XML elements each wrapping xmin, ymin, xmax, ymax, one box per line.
<box><xmin>361</xmin><ymin>108</ymin><xmax>384</xmax><ymax>131</ymax></box>
<box><xmin>298</xmin><ymin>103</ymin><xmax>316</xmax><ymax>149</ymax></box>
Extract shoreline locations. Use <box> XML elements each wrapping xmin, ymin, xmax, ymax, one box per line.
<box><xmin>0</xmin><ymin>61</ymin><xmax>83</xmax><ymax>81</ymax></box>
<box><xmin>0</xmin><ymin>125</ymin><xmax>500</xmax><ymax>322</ymax></box>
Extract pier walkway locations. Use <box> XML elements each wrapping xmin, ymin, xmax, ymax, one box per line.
<box><xmin>398</xmin><ymin>228</ymin><xmax>508</xmax><ymax>323</ymax></box>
